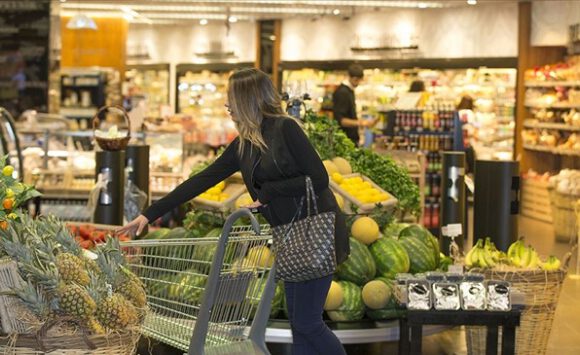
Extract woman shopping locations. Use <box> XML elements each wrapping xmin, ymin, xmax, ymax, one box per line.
<box><xmin>118</xmin><ymin>68</ymin><xmax>349</xmax><ymax>355</ymax></box>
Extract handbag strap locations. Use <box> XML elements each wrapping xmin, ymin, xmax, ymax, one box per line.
<box><xmin>305</xmin><ymin>176</ymin><xmax>319</xmax><ymax>217</ymax></box>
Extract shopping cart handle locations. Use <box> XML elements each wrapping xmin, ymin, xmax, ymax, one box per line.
<box><xmin>225</xmin><ymin>208</ymin><xmax>262</xmax><ymax>235</ymax></box>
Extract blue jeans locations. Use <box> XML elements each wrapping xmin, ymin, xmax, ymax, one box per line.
<box><xmin>285</xmin><ymin>275</ymin><xmax>347</xmax><ymax>355</ymax></box>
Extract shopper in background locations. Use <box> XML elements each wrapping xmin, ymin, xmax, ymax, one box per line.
<box><xmin>409</xmin><ymin>80</ymin><xmax>425</xmax><ymax>93</ymax></box>
<box><xmin>118</xmin><ymin>68</ymin><xmax>348</xmax><ymax>355</ymax></box>
<box><xmin>457</xmin><ymin>95</ymin><xmax>476</xmax><ymax>174</ymax></box>
<box><xmin>332</xmin><ymin>63</ymin><xmax>376</xmax><ymax>146</ymax></box>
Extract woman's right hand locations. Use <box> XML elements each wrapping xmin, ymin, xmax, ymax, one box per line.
<box><xmin>116</xmin><ymin>214</ymin><xmax>149</xmax><ymax>237</ymax></box>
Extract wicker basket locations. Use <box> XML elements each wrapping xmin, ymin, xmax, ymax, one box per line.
<box><xmin>0</xmin><ymin>329</ymin><xmax>140</xmax><ymax>355</ymax></box>
<box><xmin>549</xmin><ymin>188</ymin><xmax>579</xmax><ymax>242</ymax></box>
<box><xmin>0</xmin><ymin>258</ymin><xmax>36</xmax><ymax>334</ymax></box>
<box><xmin>465</xmin><ymin>266</ymin><xmax>568</xmax><ymax>355</ymax></box>
<box><xmin>93</xmin><ymin>106</ymin><xmax>131</xmax><ymax>151</ymax></box>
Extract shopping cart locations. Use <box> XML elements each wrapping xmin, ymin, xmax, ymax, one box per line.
<box><xmin>121</xmin><ymin>209</ymin><xmax>276</xmax><ymax>355</ymax></box>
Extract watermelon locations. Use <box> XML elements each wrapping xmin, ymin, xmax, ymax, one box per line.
<box><xmin>399</xmin><ymin>225</ymin><xmax>438</xmax><ymax>273</ymax></box>
<box><xmin>167</xmin><ymin>272</ymin><xmax>207</xmax><ymax>303</ymax></box>
<box><xmin>326</xmin><ymin>281</ymin><xmax>364</xmax><ymax>321</ymax></box>
<box><xmin>165</xmin><ymin>227</ymin><xmax>188</xmax><ymax>239</ymax></box>
<box><xmin>248</xmin><ymin>279</ymin><xmax>284</xmax><ymax>319</ymax></box>
<box><xmin>336</xmin><ymin>238</ymin><xmax>376</xmax><ymax>286</ymax></box>
<box><xmin>383</xmin><ymin>222</ymin><xmax>409</xmax><ymax>238</ymax></box>
<box><xmin>368</xmin><ymin>237</ymin><xmax>410</xmax><ymax>278</ymax></box>
<box><xmin>142</xmin><ymin>228</ymin><xmax>170</xmax><ymax>240</ymax></box>
<box><xmin>364</xmin><ymin>278</ymin><xmax>406</xmax><ymax>320</ymax></box>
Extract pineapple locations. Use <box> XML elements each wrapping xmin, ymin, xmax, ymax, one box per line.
<box><xmin>85</xmin><ymin>317</ymin><xmax>106</xmax><ymax>335</ymax></box>
<box><xmin>56</xmin><ymin>253</ymin><xmax>90</xmax><ymax>286</ymax></box>
<box><xmin>57</xmin><ymin>283</ymin><xmax>97</xmax><ymax>320</ymax></box>
<box><xmin>95</xmin><ymin>293</ymin><xmax>139</xmax><ymax>330</ymax></box>
<box><xmin>96</xmin><ymin>239</ymin><xmax>147</xmax><ymax>309</ymax></box>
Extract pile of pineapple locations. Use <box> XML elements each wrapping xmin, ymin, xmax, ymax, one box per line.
<box><xmin>0</xmin><ymin>212</ymin><xmax>146</xmax><ymax>335</ymax></box>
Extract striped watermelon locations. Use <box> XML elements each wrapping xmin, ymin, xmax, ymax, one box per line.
<box><xmin>364</xmin><ymin>278</ymin><xmax>406</xmax><ymax>320</ymax></box>
<box><xmin>399</xmin><ymin>225</ymin><xmax>438</xmax><ymax>273</ymax></box>
<box><xmin>326</xmin><ymin>281</ymin><xmax>365</xmax><ymax>321</ymax></box>
<box><xmin>368</xmin><ymin>237</ymin><xmax>410</xmax><ymax>278</ymax></box>
<box><xmin>336</xmin><ymin>238</ymin><xmax>376</xmax><ymax>286</ymax></box>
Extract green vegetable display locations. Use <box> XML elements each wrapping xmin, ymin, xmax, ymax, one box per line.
<box><xmin>303</xmin><ymin>111</ymin><xmax>421</xmax><ymax>216</ymax></box>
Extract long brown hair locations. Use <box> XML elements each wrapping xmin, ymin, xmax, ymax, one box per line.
<box><xmin>227</xmin><ymin>68</ymin><xmax>288</xmax><ymax>155</ymax></box>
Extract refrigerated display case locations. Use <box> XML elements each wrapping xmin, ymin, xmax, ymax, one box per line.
<box><xmin>124</xmin><ymin>63</ymin><xmax>170</xmax><ymax>119</ymax></box>
<box><xmin>175</xmin><ymin>63</ymin><xmax>250</xmax><ymax>149</ymax></box>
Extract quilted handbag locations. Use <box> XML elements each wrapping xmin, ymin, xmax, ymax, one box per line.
<box><xmin>272</xmin><ymin>176</ymin><xmax>336</xmax><ymax>282</ymax></box>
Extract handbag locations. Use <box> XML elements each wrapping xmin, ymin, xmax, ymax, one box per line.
<box><xmin>272</xmin><ymin>176</ymin><xmax>337</xmax><ymax>282</ymax></box>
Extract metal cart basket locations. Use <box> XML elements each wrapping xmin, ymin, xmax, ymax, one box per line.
<box><xmin>121</xmin><ymin>209</ymin><xmax>276</xmax><ymax>355</ymax></box>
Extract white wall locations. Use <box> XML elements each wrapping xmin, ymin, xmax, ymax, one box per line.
<box><xmin>127</xmin><ymin>21</ymin><xmax>256</xmax><ymax>110</ymax></box>
<box><xmin>531</xmin><ymin>0</ymin><xmax>580</xmax><ymax>46</ymax></box>
<box><xmin>281</xmin><ymin>3</ymin><xmax>518</xmax><ymax>61</ymax></box>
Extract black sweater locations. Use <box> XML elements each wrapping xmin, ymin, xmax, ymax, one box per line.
<box><xmin>143</xmin><ymin>117</ymin><xmax>350</xmax><ymax>264</ymax></box>
<box><xmin>332</xmin><ymin>83</ymin><xmax>359</xmax><ymax>145</ymax></box>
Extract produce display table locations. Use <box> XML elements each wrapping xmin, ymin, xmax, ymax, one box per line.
<box><xmin>398</xmin><ymin>306</ymin><xmax>523</xmax><ymax>355</ymax></box>
<box><xmin>265</xmin><ymin>319</ymin><xmax>450</xmax><ymax>344</ymax></box>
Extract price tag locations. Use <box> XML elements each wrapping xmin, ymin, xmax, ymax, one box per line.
<box><xmin>442</xmin><ymin>223</ymin><xmax>462</xmax><ymax>237</ymax></box>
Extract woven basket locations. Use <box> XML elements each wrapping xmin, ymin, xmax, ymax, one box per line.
<box><xmin>0</xmin><ymin>258</ymin><xmax>37</xmax><ymax>334</ymax></box>
<box><xmin>465</xmin><ymin>265</ymin><xmax>568</xmax><ymax>355</ymax></box>
<box><xmin>549</xmin><ymin>189</ymin><xmax>579</xmax><ymax>242</ymax></box>
<box><xmin>93</xmin><ymin>106</ymin><xmax>131</xmax><ymax>151</ymax></box>
<box><xmin>0</xmin><ymin>330</ymin><xmax>140</xmax><ymax>355</ymax></box>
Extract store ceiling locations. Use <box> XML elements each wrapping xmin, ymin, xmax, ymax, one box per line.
<box><xmin>57</xmin><ymin>0</ymin><xmax>520</xmax><ymax>25</ymax></box>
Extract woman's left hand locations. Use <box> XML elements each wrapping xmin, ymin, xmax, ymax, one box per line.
<box><xmin>244</xmin><ymin>200</ymin><xmax>264</xmax><ymax>209</ymax></box>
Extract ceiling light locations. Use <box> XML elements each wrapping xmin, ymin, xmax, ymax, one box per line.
<box><xmin>200</xmin><ymin>18</ymin><xmax>208</xmax><ymax>25</ymax></box>
<box><xmin>66</xmin><ymin>14</ymin><xmax>97</xmax><ymax>30</ymax></box>
<box><xmin>228</xmin><ymin>16</ymin><xmax>238</xmax><ymax>23</ymax></box>
<box><xmin>418</xmin><ymin>3</ymin><xmax>428</xmax><ymax>8</ymax></box>
<box><xmin>467</xmin><ymin>0</ymin><xmax>477</xmax><ymax>5</ymax></box>
<box><xmin>333</xmin><ymin>8</ymin><xmax>341</xmax><ymax>15</ymax></box>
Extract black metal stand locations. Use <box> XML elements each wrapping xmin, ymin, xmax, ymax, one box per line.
<box><xmin>398</xmin><ymin>307</ymin><xmax>522</xmax><ymax>355</ymax></box>
<box><xmin>94</xmin><ymin>150</ymin><xmax>125</xmax><ymax>225</ymax></box>
<box><xmin>440</xmin><ymin>152</ymin><xmax>466</xmax><ymax>254</ymax></box>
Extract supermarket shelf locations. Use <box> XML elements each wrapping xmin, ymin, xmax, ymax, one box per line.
<box><xmin>525</xmin><ymin>81</ymin><xmax>580</xmax><ymax>88</ymax></box>
<box><xmin>523</xmin><ymin>120</ymin><xmax>580</xmax><ymax>132</ymax></box>
<box><xmin>477</xmin><ymin>134</ymin><xmax>514</xmax><ymax>144</ymax></box>
<box><xmin>265</xmin><ymin>320</ymin><xmax>450</xmax><ymax>344</ymax></box>
<box><xmin>524</xmin><ymin>102</ymin><xmax>580</xmax><ymax>109</ymax></box>
<box><xmin>60</xmin><ymin>107</ymin><xmax>98</xmax><ymax>118</ymax></box>
<box><xmin>523</xmin><ymin>144</ymin><xmax>580</xmax><ymax>156</ymax></box>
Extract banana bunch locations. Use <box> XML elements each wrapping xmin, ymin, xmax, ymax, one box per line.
<box><xmin>539</xmin><ymin>255</ymin><xmax>561</xmax><ymax>271</ymax></box>
<box><xmin>507</xmin><ymin>240</ymin><xmax>540</xmax><ymax>268</ymax></box>
<box><xmin>465</xmin><ymin>238</ymin><xmax>503</xmax><ymax>268</ymax></box>
<box><xmin>507</xmin><ymin>240</ymin><xmax>561</xmax><ymax>271</ymax></box>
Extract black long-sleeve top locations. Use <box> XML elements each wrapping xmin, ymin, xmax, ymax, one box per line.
<box><xmin>144</xmin><ymin>118</ymin><xmax>327</xmax><ymax>223</ymax></box>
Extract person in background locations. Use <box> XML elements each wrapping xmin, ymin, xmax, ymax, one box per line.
<box><xmin>456</xmin><ymin>95</ymin><xmax>476</xmax><ymax>174</ymax></box>
<box><xmin>409</xmin><ymin>80</ymin><xmax>426</xmax><ymax>93</ymax></box>
<box><xmin>332</xmin><ymin>63</ymin><xmax>376</xmax><ymax>146</ymax></box>
<box><xmin>118</xmin><ymin>68</ymin><xmax>348</xmax><ymax>355</ymax></box>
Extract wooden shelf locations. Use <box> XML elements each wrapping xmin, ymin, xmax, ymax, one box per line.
<box><xmin>525</xmin><ymin>81</ymin><xmax>580</xmax><ymax>88</ymax></box>
<box><xmin>523</xmin><ymin>120</ymin><xmax>580</xmax><ymax>131</ymax></box>
<box><xmin>523</xmin><ymin>144</ymin><xmax>580</xmax><ymax>156</ymax></box>
<box><xmin>524</xmin><ymin>102</ymin><xmax>580</xmax><ymax>109</ymax></box>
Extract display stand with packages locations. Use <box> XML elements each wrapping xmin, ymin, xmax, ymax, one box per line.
<box><xmin>465</xmin><ymin>257</ymin><xmax>571</xmax><ymax>355</ymax></box>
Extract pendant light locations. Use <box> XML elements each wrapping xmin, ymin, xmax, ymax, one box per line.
<box><xmin>66</xmin><ymin>13</ymin><xmax>97</xmax><ymax>30</ymax></box>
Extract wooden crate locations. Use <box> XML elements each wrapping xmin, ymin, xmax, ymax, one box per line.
<box><xmin>191</xmin><ymin>183</ymin><xmax>246</xmax><ymax>212</ymax></box>
<box><xmin>330</xmin><ymin>173</ymin><xmax>398</xmax><ymax>213</ymax></box>
<box><xmin>521</xmin><ymin>178</ymin><xmax>552</xmax><ymax>223</ymax></box>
